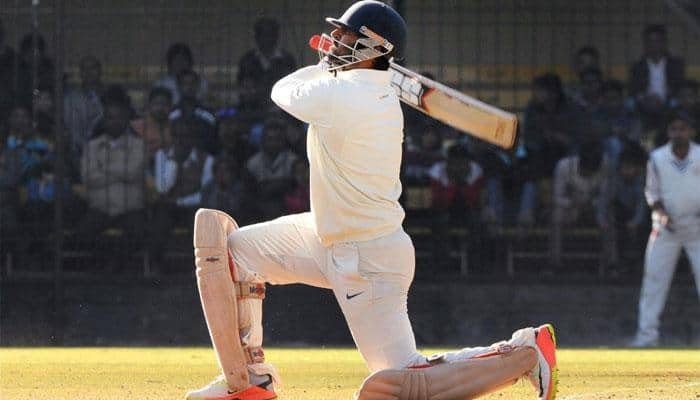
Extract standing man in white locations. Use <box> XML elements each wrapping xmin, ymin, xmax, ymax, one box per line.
<box><xmin>186</xmin><ymin>2</ymin><xmax>557</xmax><ymax>399</ymax></box>
<box><xmin>632</xmin><ymin>110</ymin><xmax>700</xmax><ymax>347</ymax></box>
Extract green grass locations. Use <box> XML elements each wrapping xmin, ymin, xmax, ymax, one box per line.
<box><xmin>1</xmin><ymin>347</ymin><xmax>699</xmax><ymax>399</ymax></box>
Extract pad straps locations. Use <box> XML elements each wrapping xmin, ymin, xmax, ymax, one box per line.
<box><xmin>235</xmin><ymin>282</ymin><xmax>266</xmax><ymax>300</ymax></box>
<box><xmin>246</xmin><ymin>346</ymin><xmax>266</xmax><ymax>364</ymax></box>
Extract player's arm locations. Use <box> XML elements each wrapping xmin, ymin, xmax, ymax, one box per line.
<box><xmin>645</xmin><ymin>157</ymin><xmax>672</xmax><ymax>229</ymax></box>
<box><xmin>270</xmin><ymin>65</ymin><xmax>336</xmax><ymax>127</ymax></box>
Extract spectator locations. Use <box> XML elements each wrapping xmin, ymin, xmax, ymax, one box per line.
<box><xmin>631</xmin><ymin>110</ymin><xmax>700</xmax><ymax>347</ymax></box>
<box><xmin>571</xmin><ymin>67</ymin><xmax>603</xmax><ymax>115</ymax></box>
<box><xmin>237</xmin><ymin>17</ymin><xmax>296</xmax><ymax>112</ymax></box>
<box><xmin>246</xmin><ymin>118</ymin><xmax>297</xmax><ymax>219</ymax></box>
<box><xmin>153</xmin><ymin>117</ymin><xmax>214</xmax><ymax>210</ymax></box>
<box><xmin>403</xmin><ymin>123</ymin><xmax>444</xmax><ymax>184</ymax></box>
<box><xmin>599</xmin><ymin>142</ymin><xmax>649</xmax><ymax>273</ymax></box>
<box><xmin>3</xmin><ymin>103</ymin><xmax>54</xmax><ymax>264</ymax></box>
<box><xmin>468</xmin><ymin>141</ymin><xmax>512</xmax><ymax>227</ymax></box>
<box><xmin>29</xmin><ymin>85</ymin><xmax>76</xmax><ymax>181</ymax></box>
<box><xmin>428</xmin><ymin>144</ymin><xmax>486</xmax><ymax>268</ymax></box>
<box><xmin>78</xmin><ymin>94</ymin><xmax>146</xmax><ymax>250</ymax></box>
<box><xmin>549</xmin><ymin>139</ymin><xmax>611</xmax><ymax>268</ymax></box>
<box><xmin>672</xmin><ymin>79</ymin><xmax>700</xmax><ymax>130</ymax></box>
<box><xmin>64</xmin><ymin>55</ymin><xmax>104</xmax><ymax>159</ymax></box>
<box><xmin>16</xmin><ymin>99</ymin><xmax>54</xmax><ymax>185</ymax></box>
<box><xmin>202</xmin><ymin>159</ymin><xmax>255</xmax><ymax>225</ymax></box>
<box><xmin>596</xmin><ymin>81</ymin><xmax>644</xmax><ymax>170</ymax></box>
<box><xmin>600</xmin><ymin>80</ymin><xmax>643</xmax><ymax>145</ymax></box>
<box><xmin>151</xmin><ymin>116</ymin><xmax>214</xmax><ymax>268</ymax></box>
<box><xmin>131</xmin><ymin>86</ymin><xmax>173</xmax><ymax>161</ymax></box>
<box><xmin>153</xmin><ymin>42</ymin><xmax>208</xmax><ymax>105</ymax></box>
<box><xmin>517</xmin><ymin>73</ymin><xmax>577</xmax><ymax>225</ymax></box>
<box><xmin>18</xmin><ymin>119</ymin><xmax>61</xmax><ymax>251</ymax></box>
<box><xmin>565</xmin><ymin>46</ymin><xmax>600</xmax><ymax>105</ymax></box>
<box><xmin>0</xmin><ymin>19</ymin><xmax>16</xmax><ymax>128</ymax></box>
<box><xmin>86</xmin><ymin>85</ymin><xmax>136</xmax><ymax>147</ymax></box>
<box><xmin>572</xmin><ymin>46</ymin><xmax>600</xmax><ymax>78</ymax></box>
<box><xmin>5</xmin><ymin>104</ymin><xmax>32</xmax><ymax>150</ymax></box>
<box><xmin>523</xmin><ymin>74</ymin><xmax>578</xmax><ymax>174</ymax></box>
<box><xmin>169</xmin><ymin>69</ymin><xmax>218</xmax><ymax>154</ymax></box>
<box><xmin>16</xmin><ymin>33</ymin><xmax>55</xmax><ymax>107</ymax></box>
<box><xmin>18</xmin><ymin>92</ymin><xmax>75</xmax><ymax>264</ymax></box>
<box><xmin>216</xmin><ymin>112</ymin><xmax>252</xmax><ymax>168</ymax></box>
<box><xmin>284</xmin><ymin>158</ymin><xmax>310</xmax><ymax>214</ymax></box>
<box><xmin>629</xmin><ymin>24</ymin><xmax>685</xmax><ymax>130</ymax></box>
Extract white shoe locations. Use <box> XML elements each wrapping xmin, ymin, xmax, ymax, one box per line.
<box><xmin>185</xmin><ymin>374</ymin><xmax>276</xmax><ymax>400</ymax></box>
<box><xmin>501</xmin><ymin>325</ymin><xmax>558</xmax><ymax>400</ymax></box>
<box><xmin>186</xmin><ymin>375</ymin><xmax>229</xmax><ymax>399</ymax></box>
<box><xmin>504</xmin><ymin>326</ymin><xmax>536</xmax><ymax>348</ymax></box>
<box><xmin>628</xmin><ymin>335</ymin><xmax>658</xmax><ymax>348</ymax></box>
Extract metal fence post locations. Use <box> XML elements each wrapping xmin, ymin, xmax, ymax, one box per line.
<box><xmin>51</xmin><ymin>0</ymin><xmax>65</xmax><ymax>346</ymax></box>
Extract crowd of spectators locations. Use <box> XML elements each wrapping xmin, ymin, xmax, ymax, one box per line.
<box><xmin>0</xmin><ymin>19</ymin><xmax>698</xmax><ymax>275</ymax></box>
<box><xmin>402</xmin><ymin>24</ymin><xmax>697</xmax><ymax>273</ymax></box>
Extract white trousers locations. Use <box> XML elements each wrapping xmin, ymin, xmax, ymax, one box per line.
<box><xmin>637</xmin><ymin>226</ymin><xmax>700</xmax><ymax>342</ymax></box>
<box><xmin>228</xmin><ymin>212</ymin><xmax>427</xmax><ymax>372</ymax></box>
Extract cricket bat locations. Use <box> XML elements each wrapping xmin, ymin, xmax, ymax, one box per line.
<box><xmin>309</xmin><ymin>35</ymin><xmax>518</xmax><ymax>149</ymax></box>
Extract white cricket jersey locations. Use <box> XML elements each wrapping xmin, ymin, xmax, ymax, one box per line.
<box><xmin>646</xmin><ymin>142</ymin><xmax>700</xmax><ymax>233</ymax></box>
<box><xmin>271</xmin><ymin>65</ymin><xmax>405</xmax><ymax>246</ymax></box>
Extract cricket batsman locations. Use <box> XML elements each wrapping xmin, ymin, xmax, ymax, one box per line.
<box><xmin>186</xmin><ymin>2</ymin><xmax>557</xmax><ymax>399</ymax></box>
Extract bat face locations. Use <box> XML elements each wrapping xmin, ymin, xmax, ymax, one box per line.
<box><xmin>389</xmin><ymin>64</ymin><xmax>518</xmax><ymax>150</ymax></box>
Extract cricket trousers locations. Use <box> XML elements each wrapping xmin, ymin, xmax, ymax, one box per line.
<box><xmin>228</xmin><ymin>212</ymin><xmax>427</xmax><ymax>372</ymax></box>
<box><xmin>636</xmin><ymin>226</ymin><xmax>700</xmax><ymax>343</ymax></box>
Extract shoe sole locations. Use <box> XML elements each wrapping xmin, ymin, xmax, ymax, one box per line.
<box><xmin>536</xmin><ymin>323</ymin><xmax>558</xmax><ymax>400</ymax></box>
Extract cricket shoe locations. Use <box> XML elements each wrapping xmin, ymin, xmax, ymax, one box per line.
<box><xmin>498</xmin><ymin>324</ymin><xmax>557</xmax><ymax>399</ymax></box>
<box><xmin>628</xmin><ymin>334</ymin><xmax>658</xmax><ymax>348</ymax></box>
<box><xmin>185</xmin><ymin>374</ymin><xmax>276</xmax><ymax>400</ymax></box>
<box><xmin>530</xmin><ymin>323</ymin><xmax>558</xmax><ymax>400</ymax></box>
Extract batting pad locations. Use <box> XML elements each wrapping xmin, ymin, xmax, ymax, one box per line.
<box><xmin>356</xmin><ymin>347</ymin><xmax>536</xmax><ymax>400</ymax></box>
<box><xmin>194</xmin><ymin>208</ymin><xmax>249</xmax><ymax>391</ymax></box>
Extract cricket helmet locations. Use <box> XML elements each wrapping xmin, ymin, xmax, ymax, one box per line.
<box><xmin>326</xmin><ymin>0</ymin><xmax>407</xmax><ymax>61</ymax></box>
<box><xmin>317</xmin><ymin>1</ymin><xmax>406</xmax><ymax>71</ymax></box>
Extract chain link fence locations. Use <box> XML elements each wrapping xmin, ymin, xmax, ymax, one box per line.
<box><xmin>1</xmin><ymin>0</ymin><xmax>699</xmax><ymax>282</ymax></box>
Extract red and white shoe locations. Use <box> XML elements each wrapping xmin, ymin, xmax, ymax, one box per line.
<box><xmin>185</xmin><ymin>374</ymin><xmax>276</xmax><ymax>400</ymax></box>
<box><xmin>530</xmin><ymin>323</ymin><xmax>558</xmax><ymax>400</ymax></box>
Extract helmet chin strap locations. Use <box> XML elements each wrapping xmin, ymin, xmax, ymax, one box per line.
<box><xmin>317</xmin><ymin>27</ymin><xmax>393</xmax><ymax>71</ymax></box>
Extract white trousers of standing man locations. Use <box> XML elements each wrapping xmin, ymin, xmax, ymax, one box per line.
<box><xmin>636</xmin><ymin>225</ymin><xmax>700</xmax><ymax>345</ymax></box>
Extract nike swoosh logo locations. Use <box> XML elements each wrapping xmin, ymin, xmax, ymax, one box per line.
<box><xmin>346</xmin><ymin>291</ymin><xmax>365</xmax><ymax>300</ymax></box>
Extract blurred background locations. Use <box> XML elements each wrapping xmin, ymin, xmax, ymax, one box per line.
<box><xmin>1</xmin><ymin>0</ymin><xmax>699</xmax><ymax>347</ymax></box>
